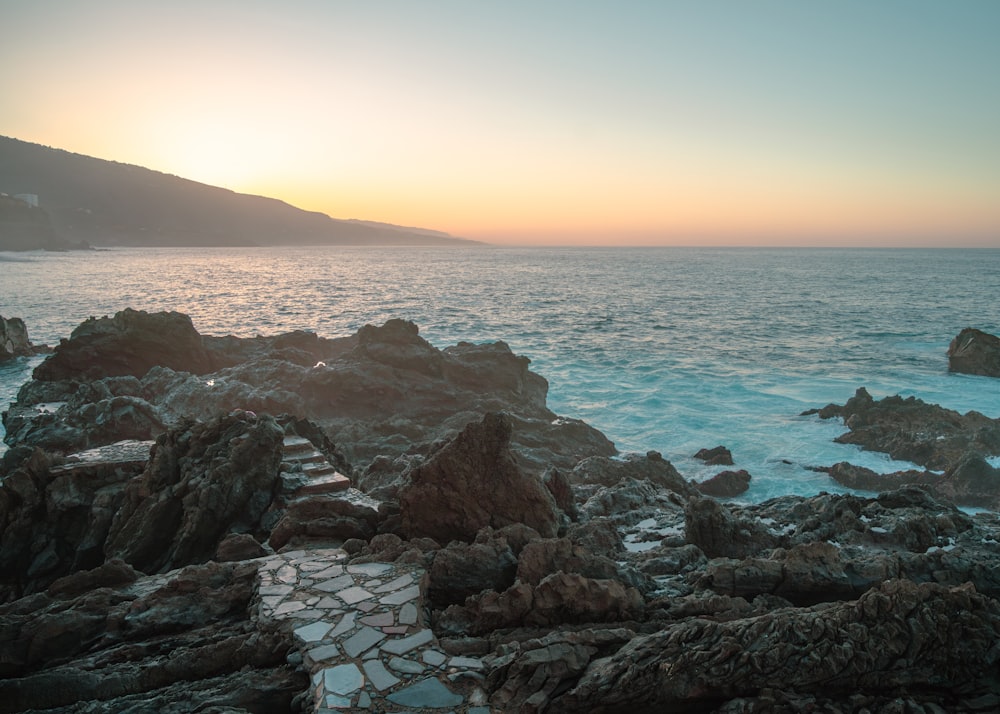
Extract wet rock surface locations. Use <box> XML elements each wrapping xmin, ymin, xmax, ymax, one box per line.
<box><xmin>949</xmin><ymin>327</ymin><xmax>1000</xmax><ymax>377</ymax></box>
<box><xmin>3</xmin><ymin>311</ymin><xmax>1000</xmax><ymax>711</ymax></box>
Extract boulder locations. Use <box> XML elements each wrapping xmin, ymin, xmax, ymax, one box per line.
<box><xmin>398</xmin><ymin>412</ymin><xmax>559</xmax><ymax>542</ymax></box>
<box><xmin>694</xmin><ymin>445</ymin><xmax>734</xmax><ymax>465</ymax></box>
<box><xmin>105</xmin><ymin>412</ymin><xmax>283</xmax><ymax>573</ymax></box>
<box><xmin>684</xmin><ymin>497</ymin><xmax>778</xmax><ymax>559</ymax></box>
<box><xmin>33</xmin><ymin>308</ymin><xmax>214</xmax><ymax>381</ymax></box>
<box><xmin>570</xmin><ymin>451</ymin><xmax>696</xmax><ymax>498</ymax></box>
<box><xmin>695</xmin><ymin>469</ymin><xmax>751</xmax><ymax>497</ymax></box>
<box><xmin>427</xmin><ymin>540</ymin><xmax>518</xmax><ymax>606</ymax></box>
<box><xmin>267</xmin><ymin>489</ymin><xmax>380</xmax><ymax>550</ymax></box>
<box><xmin>948</xmin><ymin>327</ymin><xmax>1000</xmax><ymax>377</ymax></box>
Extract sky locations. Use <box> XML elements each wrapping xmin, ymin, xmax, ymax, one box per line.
<box><xmin>3</xmin><ymin>1</ymin><xmax>999</xmax><ymax>246</ymax></box>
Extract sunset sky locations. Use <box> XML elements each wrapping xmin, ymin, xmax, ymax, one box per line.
<box><xmin>3</xmin><ymin>1</ymin><xmax>999</xmax><ymax>246</ymax></box>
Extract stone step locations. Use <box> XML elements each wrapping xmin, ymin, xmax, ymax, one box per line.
<box><xmin>294</xmin><ymin>472</ymin><xmax>352</xmax><ymax>496</ymax></box>
<box><xmin>302</xmin><ymin>462</ymin><xmax>338</xmax><ymax>477</ymax></box>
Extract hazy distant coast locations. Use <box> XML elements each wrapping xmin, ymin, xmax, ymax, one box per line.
<box><xmin>0</xmin><ymin>136</ymin><xmax>482</xmax><ymax>251</ymax></box>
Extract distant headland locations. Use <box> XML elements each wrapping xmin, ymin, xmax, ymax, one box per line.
<box><xmin>0</xmin><ymin>136</ymin><xmax>482</xmax><ymax>251</ymax></box>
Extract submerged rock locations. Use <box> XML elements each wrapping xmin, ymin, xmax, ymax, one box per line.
<box><xmin>695</xmin><ymin>468</ymin><xmax>751</xmax><ymax>497</ymax></box>
<box><xmin>948</xmin><ymin>327</ymin><xmax>1000</xmax><ymax>377</ymax></box>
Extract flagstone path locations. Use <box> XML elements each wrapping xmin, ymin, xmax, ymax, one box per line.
<box><xmin>257</xmin><ymin>548</ymin><xmax>491</xmax><ymax>713</ymax></box>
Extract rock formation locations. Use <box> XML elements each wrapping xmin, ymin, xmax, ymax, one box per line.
<box><xmin>948</xmin><ymin>327</ymin><xmax>1000</xmax><ymax>377</ymax></box>
<box><xmin>398</xmin><ymin>412</ymin><xmax>560</xmax><ymax>542</ymax></box>
<box><xmin>0</xmin><ymin>315</ymin><xmax>36</xmax><ymax>361</ymax></box>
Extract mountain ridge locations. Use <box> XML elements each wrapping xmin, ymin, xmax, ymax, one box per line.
<box><xmin>0</xmin><ymin>136</ymin><xmax>481</xmax><ymax>250</ymax></box>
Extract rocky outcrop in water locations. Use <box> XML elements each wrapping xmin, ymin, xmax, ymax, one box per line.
<box><xmin>810</xmin><ymin>386</ymin><xmax>1000</xmax><ymax>471</ymax></box>
<box><xmin>949</xmin><ymin>327</ymin><xmax>1000</xmax><ymax>377</ymax></box>
<box><xmin>0</xmin><ymin>315</ymin><xmax>37</xmax><ymax>361</ymax></box>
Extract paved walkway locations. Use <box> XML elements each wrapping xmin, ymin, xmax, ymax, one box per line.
<box><xmin>257</xmin><ymin>548</ymin><xmax>491</xmax><ymax>712</ymax></box>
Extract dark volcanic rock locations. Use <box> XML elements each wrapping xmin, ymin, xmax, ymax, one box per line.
<box><xmin>948</xmin><ymin>327</ymin><xmax>1000</xmax><ymax>377</ymax></box>
<box><xmin>694</xmin><ymin>445</ymin><xmax>733</xmax><ymax>465</ymax></box>
<box><xmin>0</xmin><ymin>315</ymin><xmax>38</xmax><ymax>361</ymax></box>
<box><xmin>685</xmin><ymin>497</ymin><xmax>779</xmax><ymax>559</ymax></box>
<box><xmin>105</xmin><ymin>412</ymin><xmax>283</xmax><ymax>573</ymax></box>
<box><xmin>570</xmin><ymin>451</ymin><xmax>695</xmax><ymax>497</ymax></box>
<box><xmin>0</xmin><ymin>448</ymin><xmax>142</xmax><ymax>600</ymax></box>
<box><xmin>546</xmin><ymin>579</ymin><xmax>1000</xmax><ymax>713</ymax></box>
<box><xmin>825</xmin><ymin>457</ymin><xmax>1000</xmax><ymax>510</ymax></box>
<box><xmin>0</xmin><ymin>560</ymin><xmax>304</xmax><ymax>713</ymax></box>
<box><xmin>398</xmin><ymin>412</ymin><xmax>559</xmax><ymax>542</ymax></box>
<box><xmin>33</xmin><ymin>308</ymin><xmax>214</xmax><ymax>381</ymax></box>
<box><xmin>428</xmin><ymin>540</ymin><xmax>518</xmax><ymax>607</ymax></box>
<box><xmin>695</xmin><ymin>469</ymin><xmax>751</xmax><ymax>497</ymax></box>
<box><xmin>811</xmin><ymin>386</ymin><xmax>1000</xmax><ymax>471</ymax></box>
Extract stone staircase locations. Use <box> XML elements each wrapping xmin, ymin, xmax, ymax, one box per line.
<box><xmin>281</xmin><ymin>435</ymin><xmax>352</xmax><ymax>497</ymax></box>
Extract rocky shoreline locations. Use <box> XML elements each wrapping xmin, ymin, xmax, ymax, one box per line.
<box><xmin>2</xmin><ymin>310</ymin><xmax>1000</xmax><ymax>713</ymax></box>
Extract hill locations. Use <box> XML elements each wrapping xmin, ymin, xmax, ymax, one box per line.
<box><xmin>0</xmin><ymin>136</ymin><xmax>480</xmax><ymax>250</ymax></box>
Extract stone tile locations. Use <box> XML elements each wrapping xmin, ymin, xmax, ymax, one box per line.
<box><xmin>277</xmin><ymin>564</ymin><xmax>298</xmax><ymax>583</ymax></box>
<box><xmin>323</xmin><ymin>663</ymin><xmax>364</xmax><ymax>696</ymax></box>
<box><xmin>381</xmin><ymin>626</ymin><xmax>409</xmax><ymax>635</ymax></box>
<box><xmin>422</xmin><ymin>649</ymin><xmax>447</xmax><ymax>667</ymax></box>
<box><xmin>259</xmin><ymin>584</ymin><xmax>294</xmax><ymax>597</ymax></box>
<box><xmin>386</xmin><ymin>677</ymin><xmax>463</xmax><ymax>708</ymax></box>
<box><xmin>375</xmin><ymin>574</ymin><xmax>414</xmax><ymax>593</ymax></box>
<box><xmin>357</xmin><ymin>691</ymin><xmax>371</xmax><ymax>708</ymax></box>
<box><xmin>299</xmin><ymin>561</ymin><xmax>330</xmax><ymax>572</ymax></box>
<box><xmin>305</xmin><ymin>643</ymin><xmax>340</xmax><ymax>665</ymax></box>
<box><xmin>294</xmin><ymin>620</ymin><xmax>332</xmax><ymax>644</ymax></box>
<box><xmin>360</xmin><ymin>612</ymin><xmax>394</xmax><ymax>627</ymax></box>
<box><xmin>324</xmin><ymin>693</ymin><xmax>351</xmax><ymax>709</ymax></box>
<box><xmin>381</xmin><ymin>629</ymin><xmax>435</xmax><ymax>655</ymax></box>
<box><xmin>387</xmin><ymin>656</ymin><xmax>425</xmax><ymax>675</ymax></box>
<box><xmin>380</xmin><ymin>584</ymin><xmax>420</xmax><ymax>606</ymax></box>
<box><xmin>314</xmin><ymin>574</ymin><xmax>355</xmax><ymax>592</ymax></box>
<box><xmin>328</xmin><ymin>612</ymin><xmax>356</xmax><ymax>639</ymax></box>
<box><xmin>398</xmin><ymin>602</ymin><xmax>420</xmax><ymax>625</ymax></box>
<box><xmin>363</xmin><ymin>659</ymin><xmax>401</xmax><ymax>691</ymax></box>
<box><xmin>289</xmin><ymin>609</ymin><xmax>324</xmax><ymax>621</ymax></box>
<box><xmin>337</xmin><ymin>586</ymin><xmax>374</xmax><ymax>605</ymax></box>
<box><xmin>449</xmin><ymin>656</ymin><xmax>484</xmax><ymax>670</ymax></box>
<box><xmin>348</xmin><ymin>562</ymin><xmax>393</xmax><ymax>576</ymax></box>
<box><xmin>355</xmin><ymin>601</ymin><xmax>377</xmax><ymax>613</ymax></box>
<box><xmin>274</xmin><ymin>601</ymin><xmax>307</xmax><ymax>616</ymax></box>
<box><xmin>311</xmin><ymin>564</ymin><xmax>346</xmax><ymax>579</ymax></box>
<box><xmin>342</xmin><ymin>626</ymin><xmax>386</xmax><ymax>658</ymax></box>
<box><xmin>316</xmin><ymin>597</ymin><xmax>341</xmax><ymax>610</ymax></box>
<box><xmin>261</xmin><ymin>595</ymin><xmax>285</xmax><ymax>609</ymax></box>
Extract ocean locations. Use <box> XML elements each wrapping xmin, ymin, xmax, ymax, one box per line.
<box><xmin>2</xmin><ymin>246</ymin><xmax>999</xmax><ymax>502</ymax></box>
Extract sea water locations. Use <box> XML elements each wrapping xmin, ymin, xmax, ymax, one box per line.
<box><xmin>2</xmin><ymin>246</ymin><xmax>999</xmax><ymax>502</ymax></box>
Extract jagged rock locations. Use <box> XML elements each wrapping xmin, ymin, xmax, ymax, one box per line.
<box><xmin>547</xmin><ymin>580</ymin><xmax>1000</xmax><ymax>713</ymax></box>
<box><xmin>696</xmin><ymin>469</ymin><xmax>751</xmax><ymax>497</ymax></box>
<box><xmin>215</xmin><ymin>533</ymin><xmax>268</xmax><ymax>562</ymax></box>
<box><xmin>579</xmin><ymin>477</ymin><xmax>687</xmax><ymax>526</ymax></box>
<box><xmin>825</xmin><ymin>456</ymin><xmax>1000</xmax><ymax>510</ymax></box>
<box><xmin>105</xmin><ymin>412</ymin><xmax>283</xmax><ymax>573</ymax></box>
<box><xmin>948</xmin><ymin>327</ymin><xmax>1000</xmax><ymax>377</ymax></box>
<box><xmin>565</xmin><ymin>519</ymin><xmax>625</xmax><ymax>557</ymax></box>
<box><xmin>542</xmin><ymin>466</ymin><xmax>578</xmax><ymax>521</ymax></box>
<box><xmin>694</xmin><ymin>445</ymin><xmax>733</xmax><ymax>465</ymax></box>
<box><xmin>684</xmin><ymin>497</ymin><xmax>779</xmax><ymax>559</ymax></box>
<box><xmin>809</xmin><ymin>387</ymin><xmax>1000</xmax><ymax>471</ymax></box>
<box><xmin>398</xmin><ymin>412</ymin><xmax>559</xmax><ymax>542</ymax></box>
<box><xmin>438</xmin><ymin>573</ymin><xmax>643</xmax><ymax>635</ymax></box>
<box><xmin>33</xmin><ymin>308</ymin><xmax>214</xmax><ymax>381</ymax></box>
<box><xmin>485</xmin><ymin>628</ymin><xmax>634</xmax><ymax>713</ymax></box>
<box><xmin>570</xmin><ymin>451</ymin><xmax>695</xmax><ymax>497</ymax></box>
<box><xmin>0</xmin><ymin>448</ymin><xmax>142</xmax><ymax>600</ymax></box>
<box><xmin>428</xmin><ymin>540</ymin><xmax>518</xmax><ymax>606</ymax></box>
<box><xmin>0</xmin><ymin>315</ymin><xmax>37</xmax><ymax>361</ymax></box>
<box><xmin>516</xmin><ymin>537</ymin><xmax>623</xmax><ymax>587</ymax></box>
<box><xmin>0</xmin><ymin>560</ymin><xmax>303</xmax><ymax>712</ymax></box>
